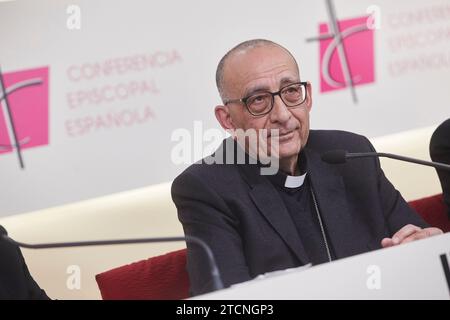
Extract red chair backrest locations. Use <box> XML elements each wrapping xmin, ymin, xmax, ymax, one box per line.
<box><xmin>408</xmin><ymin>193</ymin><xmax>450</xmax><ymax>233</ymax></box>
<box><xmin>96</xmin><ymin>248</ymin><xmax>189</xmax><ymax>300</ymax></box>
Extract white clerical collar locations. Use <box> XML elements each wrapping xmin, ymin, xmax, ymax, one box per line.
<box><xmin>284</xmin><ymin>172</ymin><xmax>307</xmax><ymax>188</ymax></box>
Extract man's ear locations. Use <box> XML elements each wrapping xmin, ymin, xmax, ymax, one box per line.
<box><xmin>305</xmin><ymin>81</ymin><xmax>313</xmax><ymax>112</ymax></box>
<box><xmin>215</xmin><ymin>105</ymin><xmax>236</xmax><ymax>131</ymax></box>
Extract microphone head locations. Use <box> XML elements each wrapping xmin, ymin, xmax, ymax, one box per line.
<box><xmin>0</xmin><ymin>225</ymin><xmax>8</xmax><ymax>236</ymax></box>
<box><xmin>321</xmin><ymin>149</ymin><xmax>348</xmax><ymax>164</ymax></box>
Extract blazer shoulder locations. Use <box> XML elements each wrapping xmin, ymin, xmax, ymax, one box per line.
<box><xmin>307</xmin><ymin>129</ymin><xmax>373</xmax><ymax>152</ymax></box>
<box><xmin>172</xmin><ymin>158</ymin><xmax>241</xmax><ymax>194</ymax></box>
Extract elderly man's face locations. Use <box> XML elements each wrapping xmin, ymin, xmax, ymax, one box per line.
<box><xmin>217</xmin><ymin>45</ymin><xmax>312</xmax><ymax>161</ymax></box>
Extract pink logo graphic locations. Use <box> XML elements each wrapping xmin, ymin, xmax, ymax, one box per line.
<box><xmin>306</xmin><ymin>0</ymin><xmax>375</xmax><ymax>103</ymax></box>
<box><xmin>0</xmin><ymin>66</ymin><xmax>49</xmax><ymax>169</ymax></box>
<box><xmin>319</xmin><ymin>16</ymin><xmax>375</xmax><ymax>93</ymax></box>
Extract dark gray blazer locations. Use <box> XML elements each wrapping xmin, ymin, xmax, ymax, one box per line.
<box><xmin>171</xmin><ymin>130</ymin><xmax>428</xmax><ymax>296</ymax></box>
<box><xmin>0</xmin><ymin>229</ymin><xmax>49</xmax><ymax>300</ymax></box>
<box><xmin>430</xmin><ymin>118</ymin><xmax>450</xmax><ymax>218</ymax></box>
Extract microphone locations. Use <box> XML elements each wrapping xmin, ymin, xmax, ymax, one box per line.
<box><xmin>0</xmin><ymin>225</ymin><xmax>224</xmax><ymax>291</ymax></box>
<box><xmin>321</xmin><ymin>149</ymin><xmax>450</xmax><ymax>172</ymax></box>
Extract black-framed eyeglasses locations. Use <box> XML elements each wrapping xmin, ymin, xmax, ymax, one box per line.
<box><xmin>224</xmin><ymin>81</ymin><xmax>308</xmax><ymax>116</ymax></box>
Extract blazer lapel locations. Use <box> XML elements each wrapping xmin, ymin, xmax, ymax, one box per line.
<box><xmin>238</xmin><ymin>163</ymin><xmax>310</xmax><ymax>265</ymax></box>
<box><xmin>303</xmin><ymin>147</ymin><xmax>364</xmax><ymax>259</ymax></box>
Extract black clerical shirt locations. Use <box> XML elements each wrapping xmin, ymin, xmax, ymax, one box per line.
<box><xmin>266</xmin><ymin>158</ymin><xmax>335</xmax><ymax>265</ymax></box>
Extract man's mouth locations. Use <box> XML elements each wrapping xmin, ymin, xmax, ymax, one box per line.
<box><xmin>268</xmin><ymin>130</ymin><xmax>296</xmax><ymax>142</ymax></box>
<box><xmin>277</xmin><ymin>131</ymin><xmax>295</xmax><ymax>142</ymax></box>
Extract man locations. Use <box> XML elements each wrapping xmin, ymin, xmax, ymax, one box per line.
<box><xmin>0</xmin><ymin>226</ymin><xmax>49</xmax><ymax>299</ymax></box>
<box><xmin>171</xmin><ymin>39</ymin><xmax>443</xmax><ymax>296</ymax></box>
<box><xmin>430</xmin><ymin>118</ymin><xmax>450</xmax><ymax>218</ymax></box>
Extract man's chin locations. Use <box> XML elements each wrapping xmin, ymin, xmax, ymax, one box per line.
<box><xmin>262</xmin><ymin>149</ymin><xmax>299</xmax><ymax>162</ymax></box>
<box><xmin>268</xmin><ymin>140</ymin><xmax>301</xmax><ymax>159</ymax></box>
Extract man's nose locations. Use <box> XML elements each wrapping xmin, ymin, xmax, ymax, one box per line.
<box><xmin>270</xmin><ymin>95</ymin><xmax>291</xmax><ymax>123</ymax></box>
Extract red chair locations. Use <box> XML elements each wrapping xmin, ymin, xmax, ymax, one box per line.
<box><xmin>96</xmin><ymin>193</ymin><xmax>449</xmax><ymax>300</ymax></box>
<box><xmin>96</xmin><ymin>248</ymin><xmax>189</xmax><ymax>300</ymax></box>
<box><xmin>408</xmin><ymin>193</ymin><xmax>450</xmax><ymax>233</ymax></box>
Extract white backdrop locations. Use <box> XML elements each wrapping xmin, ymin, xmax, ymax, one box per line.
<box><xmin>0</xmin><ymin>0</ymin><xmax>449</xmax><ymax>216</ymax></box>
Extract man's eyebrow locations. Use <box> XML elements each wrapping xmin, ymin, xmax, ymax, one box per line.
<box><xmin>244</xmin><ymin>77</ymin><xmax>300</xmax><ymax>97</ymax></box>
<box><xmin>279</xmin><ymin>77</ymin><xmax>300</xmax><ymax>86</ymax></box>
<box><xmin>244</xmin><ymin>84</ymin><xmax>271</xmax><ymax>97</ymax></box>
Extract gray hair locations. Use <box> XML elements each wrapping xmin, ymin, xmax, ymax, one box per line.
<box><xmin>215</xmin><ymin>39</ymin><xmax>299</xmax><ymax>102</ymax></box>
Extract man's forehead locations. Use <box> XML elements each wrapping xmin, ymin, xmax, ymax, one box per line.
<box><xmin>223</xmin><ymin>45</ymin><xmax>299</xmax><ymax>93</ymax></box>
<box><xmin>226</xmin><ymin>44</ymin><xmax>296</xmax><ymax>71</ymax></box>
